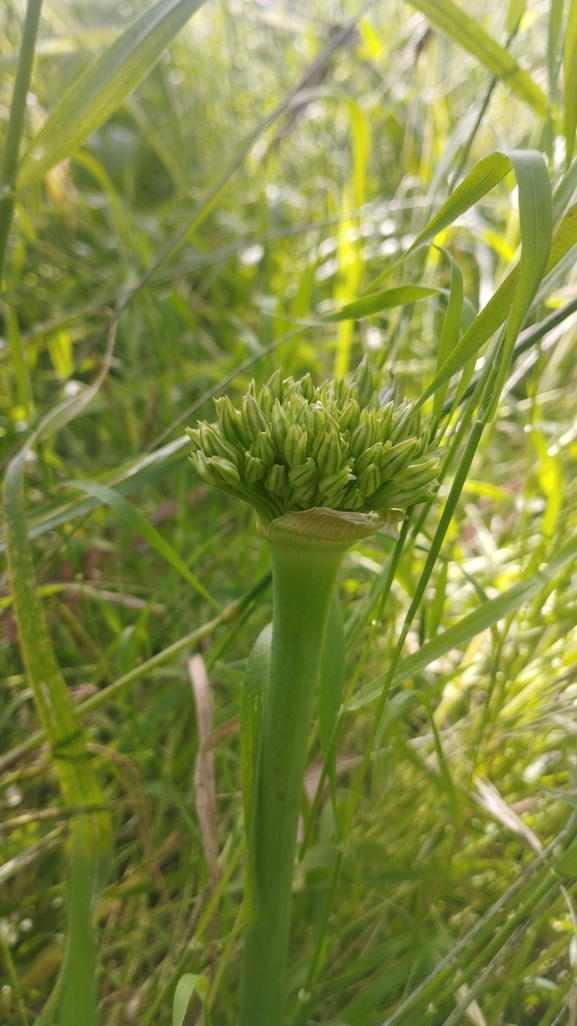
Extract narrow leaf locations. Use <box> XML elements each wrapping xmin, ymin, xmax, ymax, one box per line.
<box><xmin>410</xmin><ymin>0</ymin><xmax>547</xmax><ymax>117</ymax></box>
<box><xmin>17</xmin><ymin>0</ymin><xmax>207</xmax><ymax>188</ymax></box>
<box><xmin>67</xmin><ymin>480</ymin><xmax>218</xmax><ymax>608</ymax></box>
<box><xmin>564</xmin><ymin>0</ymin><xmax>577</xmax><ymax>164</ymax></box>
<box><xmin>415</xmin><ymin>151</ymin><xmax>553</xmax><ymax>410</ymax></box>
<box><xmin>325</xmin><ymin>285</ymin><xmax>439</xmax><ymax>322</ymax></box>
<box><xmin>350</xmin><ymin>531</ymin><xmax>577</xmax><ymax>709</ymax></box>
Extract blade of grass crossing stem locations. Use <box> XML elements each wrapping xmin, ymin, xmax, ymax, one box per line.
<box><xmin>416</xmin><ymin>151</ymin><xmax>553</xmax><ymax>410</ymax></box>
<box><xmin>318</xmin><ymin>594</ymin><xmax>345</xmax><ymax>799</ymax></box>
<box><xmin>16</xmin><ymin>0</ymin><xmax>207</xmax><ymax>187</ymax></box>
<box><xmin>343</xmin><ymin>418</ymin><xmax>486</xmax><ymax>838</ymax></box>
<box><xmin>409</xmin><ymin>0</ymin><xmax>547</xmax><ymax>117</ymax></box>
<box><xmin>433</xmin><ymin>251</ymin><xmax>464</xmax><ymax>419</ymax></box>
<box><xmin>67</xmin><ymin>480</ymin><xmax>218</xmax><ymax>607</ymax></box>
<box><xmin>0</xmin><ymin>572</ymin><xmax>272</xmax><ymax>776</ymax></box>
<box><xmin>240</xmin><ymin>624</ymin><xmax>271</xmax><ymax>922</ymax></box>
<box><xmin>564</xmin><ymin>0</ymin><xmax>577</xmax><ymax>165</ymax></box>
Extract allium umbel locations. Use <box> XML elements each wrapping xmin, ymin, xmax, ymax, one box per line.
<box><xmin>187</xmin><ymin>357</ymin><xmax>440</xmax><ymax>529</ymax></box>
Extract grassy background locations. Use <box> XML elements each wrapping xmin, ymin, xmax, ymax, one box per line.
<box><xmin>1</xmin><ymin>0</ymin><xmax>577</xmax><ymax>1023</ymax></box>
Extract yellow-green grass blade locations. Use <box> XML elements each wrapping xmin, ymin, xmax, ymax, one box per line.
<box><xmin>325</xmin><ymin>285</ymin><xmax>440</xmax><ymax>322</ymax></box>
<box><xmin>67</xmin><ymin>479</ymin><xmax>219</xmax><ymax>608</ymax></box>
<box><xmin>564</xmin><ymin>0</ymin><xmax>577</xmax><ymax>164</ymax></box>
<box><xmin>350</xmin><ymin>530</ymin><xmax>577</xmax><ymax>710</ymax></box>
<box><xmin>415</xmin><ymin>151</ymin><xmax>554</xmax><ymax>410</ymax></box>
<box><xmin>409</xmin><ymin>0</ymin><xmax>547</xmax><ymax>118</ymax></box>
<box><xmin>17</xmin><ymin>0</ymin><xmax>207</xmax><ymax>188</ymax></box>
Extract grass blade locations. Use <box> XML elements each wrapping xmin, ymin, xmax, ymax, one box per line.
<box><xmin>410</xmin><ymin>0</ymin><xmax>547</xmax><ymax>117</ymax></box>
<box><xmin>325</xmin><ymin>285</ymin><xmax>440</xmax><ymax>322</ymax></box>
<box><xmin>17</xmin><ymin>0</ymin><xmax>207</xmax><ymax>188</ymax></box>
<box><xmin>67</xmin><ymin>479</ymin><xmax>219</xmax><ymax>607</ymax></box>
<box><xmin>350</xmin><ymin>530</ymin><xmax>577</xmax><ymax>709</ymax></box>
<box><xmin>564</xmin><ymin>0</ymin><xmax>577</xmax><ymax>164</ymax></box>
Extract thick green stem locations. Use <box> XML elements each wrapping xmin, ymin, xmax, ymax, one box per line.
<box><xmin>239</xmin><ymin>534</ymin><xmax>347</xmax><ymax>1026</ymax></box>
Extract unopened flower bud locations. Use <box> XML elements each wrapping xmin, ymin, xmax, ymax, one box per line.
<box><xmin>296</xmin><ymin>372</ymin><xmax>315</xmax><ymax>401</ymax></box>
<box><xmin>253</xmin><ymin>430</ymin><xmax>276</xmax><ymax>466</ymax></box>
<box><xmin>185</xmin><ymin>426</ymin><xmax>201</xmax><ymax>448</ymax></box>
<box><xmin>284</xmin><ymin>424</ymin><xmax>308</xmax><ymax>467</ymax></box>
<box><xmin>339</xmin><ymin>398</ymin><xmax>361</xmax><ymax>433</ymax></box>
<box><xmin>316</xmin><ymin>425</ymin><xmax>341</xmax><ymax>475</ymax></box>
<box><xmin>350</xmin><ymin>411</ymin><xmax>373</xmax><ymax>458</ymax></box>
<box><xmin>356</xmin><ymin>442</ymin><xmax>384</xmax><ymax>476</ymax></box>
<box><xmin>271</xmin><ymin>399</ymin><xmax>292</xmax><ymax>451</ymax></box>
<box><xmin>207</xmin><ymin>456</ymin><xmax>240</xmax><ymax>487</ymax></box>
<box><xmin>258</xmin><ymin>385</ymin><xmax>274</xmax><ymax>418</ymax></box>
<box><xmin>265</xmin><ymin>463</ymin><xmax>288</xmax><ymax>496</ymax></box>
<box><xmin>189</xmin><ymin>450</ymin><xmax>217</xmax><ymax>486</ymax></box>
<box><xmin>358</xmin><ymin>462</ymin><xmax>381</xmax><ymax>498</ymax></box>
<box><xmin>342</xmin><ymin>485</ymin><xmax>363</xmax><ymax>509</ymax></box>
<box><xmin>266</xmin><ymin>368</ymin><xmax>284</xmax><ymax>402</ymax></box>
<box><xmin>380</xmin><ymin>438</ymin><xmax>420</xmax><ymax>480</ymax></box>
<box><xmin>352</xmin><ymin>355</ymin><xmax>374</xmax><ymax>408</ymax></box>
<box><xmin>318</xmin><ymin>466</ymin><xmax>353</xmax><ymax>501</ymax></box>
<box><xmin>241</xmin><ymin>394</ymin><xmax>268</xmax><ymax>441</ymax></box>
<box><xmin>288</xmin><ymin>457</ymin><xmax>318</xmax><ymax>489</ymax></box>
<box><xmin>214</xmin><ymin>395</ymin><xmax>248</xmax><ymax>448</ymax></box>
<box><xmin>245</xmin><ymin>453</ymin><xmax>266</xmax><ymax>483</ymax></box>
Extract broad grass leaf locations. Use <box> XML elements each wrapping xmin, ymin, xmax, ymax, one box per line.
<box><xmin>325</xmin><ymin>285</ymin><xmax>439</xmax><ymax>322</ymax></box>
<box><xmin>17</xmin><ymin>0</ymin><xmax>207</xmax><ymax>188</ymax></box>
<box><xmin>409</xmin><ymin>0</ymin><xmax>546</xmax><ymax>117</ymax></box>
<box><xmin>67</xmin><ymin>479</ymin><xmax>218</xmax><ymax>607</ymax></box>
<box><xmin>173</xmin><ymin>973</ymin><xmax>208</xmax><ymax>1026</ymax></box>
<box><xmin>351</xmin><ymin>531</ymin><xmax>577</xmax><ymax>709</ymax></box>
<box><xmin>564</xmin><ymin>0</ymin><xmax>577</xmax><ymax>164</ymax></box>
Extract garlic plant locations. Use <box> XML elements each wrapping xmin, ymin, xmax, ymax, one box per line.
<box><xmin>187</xmin><ymin>358</ymin><xmax>440</xmax><ymax>1025</ymax></box>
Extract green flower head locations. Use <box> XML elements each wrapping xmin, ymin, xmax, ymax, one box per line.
<box><xmin>187</xmin><ymin>358</ymin><xmax>439</xmax><ymax>530</ymax></box>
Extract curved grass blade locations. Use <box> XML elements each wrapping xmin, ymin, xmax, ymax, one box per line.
<box><xmin>415</xmin><ymin>151</ymin><xmax>553</xmax><ymax>410</ymax></box>
<box><xmin>67</xmin><ymin>479</ymin><xmax>219</xmax><ymax>608</ymax></box>
<box><xmin>3</xmin><ymin>336</ymin><xmax>116</xmax><ymax>1024</ymax></box>
<box><xmin>173</xmin><ymin>973</ymin><xmax>208</xmax><ymax>1026</ymax></box>
<box><xmin>410</xmin><ymin>0</ymin><xmax>547</xmax><ymax>117</ymax></box>
<box><xmin>17</xmin><ymin>0</ymin><xmax>207</xmax><ymax>188</ymax></box>
<box><xmin>324</xmin><ymin>285</ymin><xmax>440</xmax><ymax>322</ymax></box>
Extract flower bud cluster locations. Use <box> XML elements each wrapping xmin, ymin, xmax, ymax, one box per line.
<box><xmin>187</xmin><ymin>358</ymin><xmax>440</xmax><ymax>527</ymax></box>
